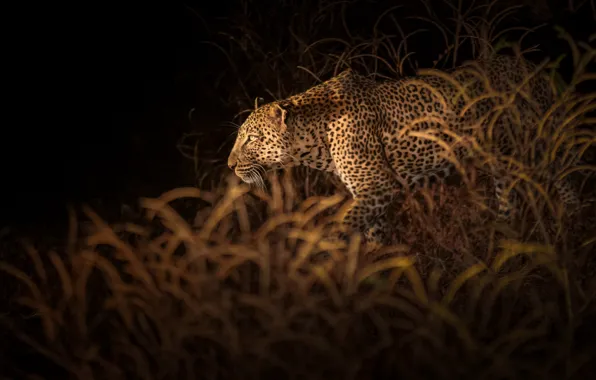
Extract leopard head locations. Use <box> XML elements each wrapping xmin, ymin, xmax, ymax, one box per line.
<box><xmin>227</xmin><ymin>102</ymin><xmax>294</xmax><ymax>186</ymax></box>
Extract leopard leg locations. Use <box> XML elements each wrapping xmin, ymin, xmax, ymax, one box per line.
<box><xmin>342</xmin><ymin>164</ymin><xmax>454</xmax><ymax>244</ymax></box>
<box><xmin>334</xmin><ymin>167</ymin><xmax>400</xmax><ymax>245</ymax></box>
<box><xmin>553</xmin><ymin>176</ymin><xmax>582</xmax><ymax>215</ymax></box>
<box><xmin>494</xmin><ymin>175</ymin><xmax>517</xmax><ymax>221</ymax></box>
<box><xmin>494</xmin><ymin>172</ymin><xmax>582</xmax><ymax>220</ymax></box>
<box><xmin>342</xmin><ymin>192</ymin><xmax>394</xmax><ymax>245</ymax></box>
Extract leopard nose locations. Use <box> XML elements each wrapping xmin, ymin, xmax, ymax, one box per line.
<box><xmin>228</xmin><ymin>150</ymin><xmax>239</xmax><ymax>170</ymax></box>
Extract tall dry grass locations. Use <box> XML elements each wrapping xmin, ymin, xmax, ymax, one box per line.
<box><xmin>1</xmin><ymin>166</ymin><xmax>595</xmax><ymax>379</ymax></box>
<box><xmin>1</xmin><ymin>0</ymin><xmax>595</xmax><ymax>379</ymax></box>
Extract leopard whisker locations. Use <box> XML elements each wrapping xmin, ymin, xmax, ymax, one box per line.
<box><xmin>248</xmin><ymin>168</ymin><xmax>266</xmax><ymax>191</ymax></box>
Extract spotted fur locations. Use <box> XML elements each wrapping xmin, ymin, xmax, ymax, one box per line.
<box><xmin>227</xmin><ymin>54</ymin><xmax>581</xmax><ymax>244</ymax></box>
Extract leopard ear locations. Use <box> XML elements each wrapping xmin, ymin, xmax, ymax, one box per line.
<box><xmin>268</xmin><ymin>104</ymin><xmax>288</xmax><ymax>133</ymax></box>
<box><xmin>254</xmin><ymin>97</ymin><xmax>265</xmax><ymax>110</ymax></box>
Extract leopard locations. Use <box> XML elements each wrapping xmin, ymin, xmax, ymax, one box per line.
<box><xmin>226</xmin><ymin>54</ymin><xmax>583</xmax><ymax>245</ymax></box>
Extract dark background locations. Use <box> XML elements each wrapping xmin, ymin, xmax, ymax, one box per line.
<box><xmin>4</xmin><ymin>3</ymin><xmax>207</xmax><ymax>228</ymax></box>
<box><xmin>2</xmin><ymin>0</ymin><xmax>594</xmax><ymax>231</ymax></box>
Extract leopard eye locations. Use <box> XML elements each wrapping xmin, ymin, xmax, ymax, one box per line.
<box><xmin>248</xmin><ymin>135</ymin><xmax>259</xmax><ymax>142</ymax></box>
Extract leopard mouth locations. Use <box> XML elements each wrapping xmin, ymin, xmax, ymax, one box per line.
<box><xmin>235</xmin><ymin>166</ymin><xmax>265</xmax><ymax>185</ymax></box>
<box><xmin>236</xmin><ymin>173</ymin><xmax>256</xmax><ymax>184</ymax></box>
